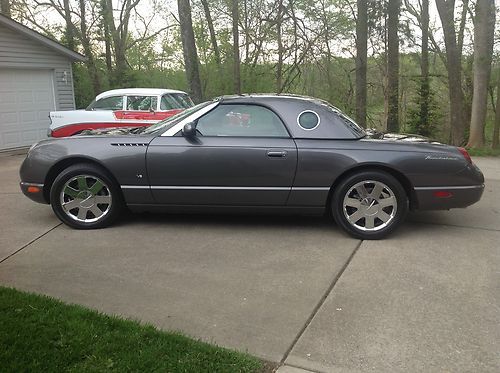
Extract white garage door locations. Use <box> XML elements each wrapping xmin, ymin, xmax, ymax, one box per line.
<box><xmin>0</xmin><ymin>68</ymin><xmax>55</xmax><ymax>150</ymax></box>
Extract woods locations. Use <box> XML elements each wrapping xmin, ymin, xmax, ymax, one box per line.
<box><xmin>1</xmin><ymin>0</ymin><xmax>499</xmax><ymax>148</ymax></box>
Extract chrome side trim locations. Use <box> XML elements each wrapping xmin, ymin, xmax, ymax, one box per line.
<box><xmin>414</xmin><ymin>184</ymin><xmax>484</xmax><ymax>191</ymax></box>
<box><xmin>151</xmin><ymin>186</ymin><xmax>290</xmax><ymax>191</ymax></box>
<box><xmin>292</xmin><ymin>187</ymin><xmax>330</xmax><ymax>191</ymax></box>
<box><xmin>121</xmin><ymin>185</ymin><xmax>331</xmax><ymax>191</ymax></box>
<box><xmin>20</xmin><ymin>182</ymin><xmax>44</xmax><ymax>188</ymax></box>
<box><xmin>121</xmin><ymin>185</ymin><xmax>149</xmax><ymax>190</ymax></box>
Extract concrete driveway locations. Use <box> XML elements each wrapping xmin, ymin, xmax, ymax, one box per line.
<box><xmin>0</xmin><ymin>153</ymin><xmax>498</xmax><ymax>372</ymax></box>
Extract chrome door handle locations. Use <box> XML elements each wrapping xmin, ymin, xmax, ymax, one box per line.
<box><xmin>267</xmin><ymin>150</ymin><xmax>287</xmax><ymax>158</ymax></box>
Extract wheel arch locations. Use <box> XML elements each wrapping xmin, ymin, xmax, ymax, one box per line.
<box><xmin>43</xmin><ymin>156</ymin><xmax>123</xmax><ymax>204</ymax></box>
<box><xmin>326</xmin><ymin>164</ymin><xmax>418</xmax><ymax>211</ymax></box>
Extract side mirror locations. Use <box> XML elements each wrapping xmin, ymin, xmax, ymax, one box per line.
<box><xmin>182</xmin><ymin>122</ymin><xmax>197</xmax><ymax>137</ymax></box>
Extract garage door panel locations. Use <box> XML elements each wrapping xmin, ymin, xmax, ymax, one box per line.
<box><xmin>0</xmin><ymin>112</ymin><xmax>17</xmax><ymax>125</ymax></box>
<box><xmin>17</xmin><ymin>91</ymin><xmax>35</xmax><ymax>104</ymax></box>
<box><xmin>35</xmin><ymin>90</ymin><xmax>51</xmax><ymax>104</ymax></box>
<box><xmin>2</xmin><ymin>131</ymin><xmax>21</xmax><ymax>148</ymax></box>
<box><xmin>0</xmin><ymin>69</ymin><xmax>55</xmax><ymax>150</ymax></box>
<box><xmin>21</xmin><ymin>129</ymin><xmax>42</xmax><ymax>143</ymax></box>
<box><xmin>0</xmin><ymin>90</ymin><xmax>16</xmax><ymax>104</ymax></box>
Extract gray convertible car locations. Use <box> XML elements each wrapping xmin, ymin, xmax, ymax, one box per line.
<box><xmin>20</xmin><ymin>94</ymin><xmax>484</xmax><ymax>239</ymax></box>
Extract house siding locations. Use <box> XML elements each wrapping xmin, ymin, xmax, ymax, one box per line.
<box><xmin>0</xmin><ymin>23</ymin><xmax>76</xmax><ymax>110</ymax></box>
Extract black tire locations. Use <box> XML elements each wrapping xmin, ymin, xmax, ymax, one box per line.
<box><xmin>50</xmin><ymin>163</ymin><xmax>123</xmax><ymax>229</ymax></box>
<box><xmin>331</xmin><ymin>170</ymin><xmax>408</xmax><ymax>240</ymax></box>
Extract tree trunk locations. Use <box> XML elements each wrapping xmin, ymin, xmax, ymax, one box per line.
<box><xmin>102</xmin><ymin>0</ymin><xmax>129</xmax><ymax>86</ymax></box>
<box><xmin>355</xmin><ymin>0</ymin><xmax>367</xmax><ymax>128</ymax></box>
<box><xmin>200</xmin><ymin>0</ymin><xmax>221</xmax><ymax>69</ymax></box>
<box><xmin>0</xmin><ymin>0</ymin><xmax>11</xmax><ymax>17</ymax></box>
<box><xmin>466</xmin><ymin>0</ymin><xmax>496</xmax><ymax>148</ymax></box>
<box><xmin>78</xmin><ymin>0</ymin><xmax>101</xmax><ymax>95</ymax></box>
<box><xmin>62</xmin><ymin>0</ymin><xmax>75</xmax><ymax>50</ymax></box>
<box><xmin>420</xmin><ymin>0</ymin><xmax>430</xmax><ymax>131</ymax></box>
<box><xmin>436</xmin><ymin>0</ymin><xmax>466</xmax><ymax>145</ymax></box>
<box><xmin>177</xmin><ymin>0</ymin><xmax>203</xmax><ymax>102</ymax></box>
<box><xmin>231</xmin><ymin>0</ymin><xmax>241</xmax><ymax>94</ymax></box>
<box><xmin>276</xmin><ymin>0</ymin><xmax>284</xmax><ymax>93</ymax></box>
<box><xmin>493</xmin><ymin>72</ymin><xmax>500</xmax><ymax>148</ymax></box>
<box><xmin>386</xmin><ymin>0</ymin><xmax>400</xmax><ymax>132</ymax></box>
<box><xmin>100</xmin><ymin>0</ymin><xmax>113</xmax><ymax>76</ymax></box>
<box><xmin>457</xmin><ymin>0</ymin><xmax>469</xmax><ymax>55</ymax></box>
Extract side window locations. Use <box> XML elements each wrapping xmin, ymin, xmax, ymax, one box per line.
<box><xmin>90</xmin><ymin>96</ymin><xmax>123</xmax><ymax>110</ymax></box>
<box><xmin>161</xmin><ymin>93</ymin><xmax>194</xmax><ymax>110</ymax></box>
<box><xmin>126</xmin><ymin>96</ymin><xmax>157</xmax><ymax>111</ymax></box>
<box><xmin>196</xmin><ymin>104</ymin><xmax>289</xmax><ymax>137</ymax></box>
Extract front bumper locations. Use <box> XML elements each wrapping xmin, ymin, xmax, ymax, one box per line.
<box><xmin>20</xmin><ymin>182</ymin><xmax>48</xmax><ymax>204</ymax></box>
<box><xmin>414</xmin><ymin>184</ymin><xmax>485</xmax><ymax>210</ymax></box>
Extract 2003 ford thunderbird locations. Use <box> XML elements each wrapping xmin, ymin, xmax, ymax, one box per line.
<box><xmin>20</xmin><ymin>94</ymin><xmax>484</xmax><ymax>239</ymax></box>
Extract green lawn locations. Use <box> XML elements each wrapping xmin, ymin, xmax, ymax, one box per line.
<box><xmin>467</xmin><ymin>147</ymin><xmax>500</xmax><ymax>157</ymax></box>
<box><xmin>0</xmin><ymin>286</ymin><xmax>265</xmax><ymax>372</ymax></box>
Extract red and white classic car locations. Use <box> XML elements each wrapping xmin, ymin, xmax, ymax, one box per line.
<box><xmin>48</xmin><ymin>88</ymin><xmax>194</xmax><ymax>137</ymax></box>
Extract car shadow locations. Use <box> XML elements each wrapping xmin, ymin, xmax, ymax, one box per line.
<box><xmin>115</xmin><ymin>209</ymin><xmax>337</xmax><ymax>233</ymax></box>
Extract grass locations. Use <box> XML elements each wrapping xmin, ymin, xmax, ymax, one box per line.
<box><xmin>0</xmin><ymin>286</ymin><xmax>265</xmax><ymax>372</ymax></box>
<box><xmin>467</xmin><ymin>147</ymin><xmax>500</xmax><ymax>157</ymax></box>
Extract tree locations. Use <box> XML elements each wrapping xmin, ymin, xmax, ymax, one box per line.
<box><xmin>493</xmin><ymin>68</ymin><xmax>500</xmax><ymax>148</ymax></box>
<box><xmin>232</xmin><ymin>0</ymin><xmax>241</xmax><ymax>94</ymax></box>
<box><xmin>355</xmin><ymin>0</ymin><xmax>367</xmax><ymax>128</ymax></box>
<box><xmin>62</xmin><ymin>0</ymin><xmax>74</xmax><ymax>50</ymax></box>
<box><xmin>386</xmin><ymin>0</ymin><xmax>400</xmax><ymax>132</ymax></box>
<box><xmin>419</xmin><ymin>0</ymin><xmax>430</xmax><ymax>135</ymax></box>
<box><xmin>100</xmin><ymin>0</ymin><xmax>113</xmax><ymax>77</ymax></box>
<box><xmin>435</xmin><ymin>0</ymin><xmax>467</xmax><ymax>145</ymax></box>
<box><xmin>466</xmin><ymin>0</ymin><xmax>496</xmax><ymax>148</ymax></box>
<box><xmin>200</xmin><ymin>0</ymin><xmax>221</xmax><ymax>69</ymax></box>
<box><xmin>78</xmin><ymin>0</ymin><xmax>101</xmax><ymax>95</ymax></box>
<box><xmin>0</xmin><ymin>0</ymin><xmax>11</xmax><ymax>17</ymax></box>
<box><xmin>276</xmin><ymin>0</ymin><xmax>284</xmax><ymax>93</ymax></box>
<box><xmin>178</xmin><ymin>0</ymin><xmax>203</xmax><ymax>102</ymax></box>
<box><xmin>101</xmin><ymin>0</ymin><xmax>134</xmax><ymax>86</ymax></box>
<box><xmin>405</xmin><ymin>0</ymin><xmax>437</xmax><ymax>137</ymax></box>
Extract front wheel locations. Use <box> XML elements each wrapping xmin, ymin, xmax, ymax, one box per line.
<box><xmin>50</xmin><ymin>164</ymin><xmax>122</xmax><ymax>229</ymax></box>
<box><xmin>331</xmin><ymin>171</ymin><xmax>408</xmax><ymax>239</ymax></box>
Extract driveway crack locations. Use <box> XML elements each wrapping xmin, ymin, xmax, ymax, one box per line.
<box><xmin>0</xmin><ymin>223</ymin><xmax>62</xmax><ymax>264</ymax></box>
<box><xmin>279</xmin><ymin>239</ymin><xmax>363</xmax><ymax>365</ymax></box>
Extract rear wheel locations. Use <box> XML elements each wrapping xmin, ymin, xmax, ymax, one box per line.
<box><xmin>331</xmin><ymin>171</ymin><xmax>408</xmax><ymax>239</ymax></box>
<box><xmin>50</xmin><ymin>164</ymin><xmax>122</xmax><ymax>229</ymax></box>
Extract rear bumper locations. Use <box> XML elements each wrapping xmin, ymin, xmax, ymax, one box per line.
<box><xmin>414</xmin><ymin>184</ymin><xmax>484</xmax><ymax>210</ymax></box>
<box><xmin>20</xmin><ymin>182</ymin><xmax>48</xmax><ymax>204</ymax></box>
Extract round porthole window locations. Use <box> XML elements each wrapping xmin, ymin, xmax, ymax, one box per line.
<box><xmin>297</xmin><ymin>110</ymin><xmax>320</xmax><ymax>130</ymax></box>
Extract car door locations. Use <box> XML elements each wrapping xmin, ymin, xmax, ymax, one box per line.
<box><xmin>146</xmin><ymin>103</ymin><xmax>297</xmax><ymax>206</ymax></box>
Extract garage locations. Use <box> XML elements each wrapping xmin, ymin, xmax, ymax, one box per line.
<box><xmin>0</xmin><ymin>13</ymin><xmax>85</xmax><ymax>151</ymax></box>
<box><xmin>0</xmin><ymin>69</ymin><xmax>56</xmax><ymax>149</ymax></box>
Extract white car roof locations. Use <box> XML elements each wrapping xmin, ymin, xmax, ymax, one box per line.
<box><xmin>95</xmin><ymin>88</ymin><xmax>187</xmax><ymax>101</ymax></box>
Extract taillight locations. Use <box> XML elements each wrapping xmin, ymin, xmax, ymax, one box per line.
<box><xmin>458</xmin><ymin>147</ymin><xmax>472</xmax><ymax>164</ymax></box>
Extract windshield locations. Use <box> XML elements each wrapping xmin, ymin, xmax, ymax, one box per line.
<box><xmin>141</xmin><ymin>101</ymin><xmax>213</xmax><ymax>134</ymax></box>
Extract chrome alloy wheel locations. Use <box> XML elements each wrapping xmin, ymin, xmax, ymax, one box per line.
<box><xmin>59</xmin><ymin>175</ymin><xmax>112</xmax><ymax>223</ymax></box>
<box><xmin>342</xmin><ymin>180</ymin><xmax>397</xmax><ymax>231</ymax></box>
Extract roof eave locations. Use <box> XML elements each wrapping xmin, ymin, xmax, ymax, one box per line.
<box><xmin>0</xmin><ymin>14</ymin><xmax>86</xmax><ymax>62</ymax></box>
